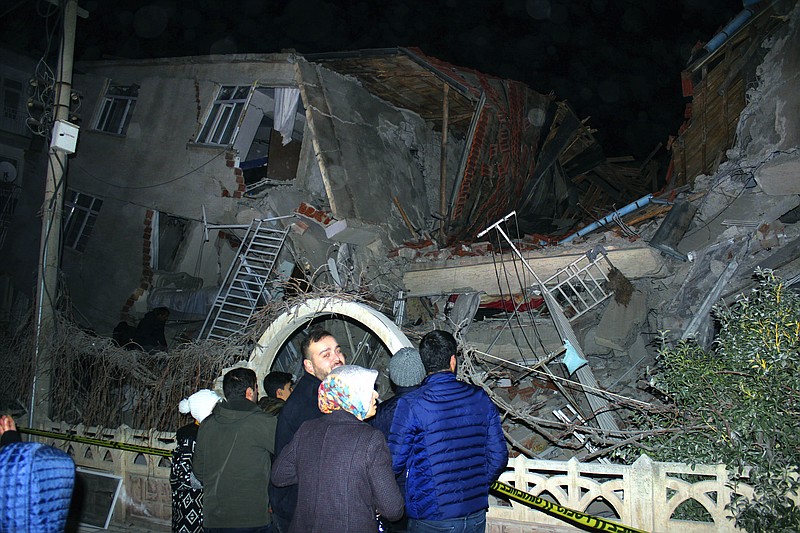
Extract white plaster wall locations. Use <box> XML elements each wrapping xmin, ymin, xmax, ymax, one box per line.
<box><xmin>65</xmin><ymin>55</ymin><xmax>300</xmax><ymax>331</ymax></box>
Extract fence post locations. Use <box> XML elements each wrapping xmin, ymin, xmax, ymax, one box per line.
<box><xmin>628</xmin><ymin>454</ymin><xmax>655</xmax><ymax>531</ymax></box>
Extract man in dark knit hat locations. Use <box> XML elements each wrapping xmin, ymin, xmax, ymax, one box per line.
<box><xmin>370</xmin><ymin>346</ymin><xmax>426</xmax><ymax>532</ymax></box>
<box><xmin>371</xmin><ymin>347</ymin><xmax>426</xmax><ymax>438</ymax></box>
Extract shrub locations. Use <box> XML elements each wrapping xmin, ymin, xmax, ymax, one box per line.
<box><xmin>617</xmin><ymin>270</ymin><xmax>799</xmax><ymax>532</ymax></box>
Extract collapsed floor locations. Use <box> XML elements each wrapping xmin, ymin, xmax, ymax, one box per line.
<box><xmin>2</xmin><ymin>1</ymin><xmax>798</xmax><ymax>471</ymax></box>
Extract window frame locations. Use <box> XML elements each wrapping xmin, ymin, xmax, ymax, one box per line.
<box><xmin>196</xmin><ymin>85</ymin><xmax>252</xmax><ymax>146</ymax></box>
<box><xmin>2</xmin><ymin>78</ymin><xmax>23</xmax><ymax>121</ymax></box>
<box><xmin>93</xmin><ymin>83</ymin><xmax>138</xmax><ymax>135</ymax></box>
<box><xmin>63</xmin><ymin>189</ymin><xmax>103</xmax><ymax>252</ymax></box>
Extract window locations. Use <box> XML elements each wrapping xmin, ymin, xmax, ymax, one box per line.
<box><xmin>94</xmin><ymin>84</ymin><xmax>138</xmax><ymax>135</ymax></box>
<box><xmin>153</xmin><ymin>212</ymin><xmax>189</xmax><ymax>271</ymax></box>
<box><xmin>63</xmin><ymin>189</ymin><xmax>102</xmax><ymax>252</ymax></box>
<box><xmin>1</xmin><ymin>77</ymin><xmax>26</xmax><ymax>135</ymax></box>
<box><xmin>196</xmin><ymin>85</ymin><xmax>251</xmax><ymax>145</ymax></box>
<box><xmin>0</xmin><ymin>157</ymin><xmax>20</xmax><ymax>250</ymax></box>
<box><xmin>2</xmin><ymin>78</ymin><xmax>22</xmax><ymax>121</ymax></box>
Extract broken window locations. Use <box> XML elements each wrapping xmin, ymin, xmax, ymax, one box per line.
<box><xmin>94</xmin><ymin>83</ymin><xmax>138</xmax><ymax>135</ymax></box>
<box><xmin>235</xmin><ymin>87</ymin><xmax>304</xmax><ymax>189</ymax></box>
<box><xmin>152</xmin><ymin>212</ymin><xmax>189</xmax><ymax>271</ymax></box>
<box><xmin>63</xmin><ymin>189</ymin><xmax>102</xmax><ymax>252</ymax></box>
<box><xmin>197</xmin><ymin>85</ymin><xmax>251</xmax><ymax>145</ymax></box>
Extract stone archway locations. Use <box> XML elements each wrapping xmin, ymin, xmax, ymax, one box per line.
<box><xmin>248</xmin><ymin>297</ymin><xmax>412</xmax><ymax>384</ymax></box>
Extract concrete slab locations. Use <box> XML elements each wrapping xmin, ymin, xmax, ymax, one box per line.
<box><xmin>403</xmin><ymin>245</ymin><xmax>665</xmax><ymax>298</ymax></box>
<box><xmin>755</xmin><ymin>153</ymin><xmax>800</xmax><ymax>195</ymax></box>
<box><xmin>679</xmin><ymin>188</ymin><xmax>800</xmax><ymax>254</ymax></box>
<box><xmin>594</xmin><ymin>290</ymin><xmax>648</xmax><ymax>351</ymax></box>
<box><xmin>581</xmin><ymin>325</ymin><xmax>613</xmax><ymax>356</ymax></box>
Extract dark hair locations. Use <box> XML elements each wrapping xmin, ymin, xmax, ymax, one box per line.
<box><xmin>419</xmin><ymin>330</ymin><xmax>457</xmax><ymax>373</ymax></box>
<box><xmin>223</xmin><ymin>367</ymin><xmax>257</xmax><ymax>399</ymax></box>
<box><xmin>300</xmin><ymin>328</ymin><xmax>334</xmax><ymax>360</ymax></box>
<box><xmin>153</xmin><ymin>307</ymin><xmax>170</xmax><ymax>319</ymax></box>
<box><xmin>263</xmin><ymin>371</ymin><xmax>293</xmax><ymax>398</ymax></box>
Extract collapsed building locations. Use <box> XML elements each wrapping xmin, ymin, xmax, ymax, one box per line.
<box><xmin>0</xmin><ymin>0</ymin><xmax>798</xmax><ymax>530</ymax></box>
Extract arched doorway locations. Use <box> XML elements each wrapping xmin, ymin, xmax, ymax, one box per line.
<box><xmin>248</xmin><ymin>297</ymin><xmax>413</xmax><ymax>395</ymax></box>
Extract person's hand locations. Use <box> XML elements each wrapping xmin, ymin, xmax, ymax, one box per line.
<box><xmin>0</xmin><ymin>415</ymin><xmax>16</xmax><ymax>435</ymax></box>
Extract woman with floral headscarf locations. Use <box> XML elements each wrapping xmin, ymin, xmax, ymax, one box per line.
<box><xmin>271</xmin><ymin>365</ymin><xmax>403</xmax><ymax>533</ymax></box>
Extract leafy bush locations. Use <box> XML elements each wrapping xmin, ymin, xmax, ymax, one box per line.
<box><xmin>617</xmin><ymin>270</ymin><xmax>799</xmax><ymax>532</ymax></box>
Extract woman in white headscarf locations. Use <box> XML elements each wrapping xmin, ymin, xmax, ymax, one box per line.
<box><xmin>271</xmin><ymin>365</ymin><xmax>403</xmax><ymax>533</ymax></box>
<box><xmin>170</xmin><ymin>389</ymin><xmax>220</xmax><ymax>533</ymax></box>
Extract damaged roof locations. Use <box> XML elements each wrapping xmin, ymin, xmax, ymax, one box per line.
<box><xmin>307</xmin><ymin>47</ymin><xmax>654</xmax><ymax>243</ymax></box>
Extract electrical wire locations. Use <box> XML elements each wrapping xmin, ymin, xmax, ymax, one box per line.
<box><xmin>72</xmin><ymin>149</ymin><xmax>227</xmax><ymax>189</ymax></box>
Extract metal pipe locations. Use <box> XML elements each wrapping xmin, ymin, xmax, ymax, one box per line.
<box><xmin>704</xmin><ymin>8</ymin><xmax>755</xmax><ymax>54</ymax></box>
<box><xmin>559</xmin><ymin>194</ymin><xmax>653</xmax><ymax>244</ymax></box>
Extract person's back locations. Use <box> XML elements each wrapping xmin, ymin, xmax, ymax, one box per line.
<box><xmin>389</xmin><ymin>330</ymin><xmax>507</xmax><ymax>532</ymax></box>
<box><xmin>272</xmin><ymin>365</ymin><xmax>403</xmax><ymax>533</ymax></box>
<box><xmin>194</xmin><ymin>368</ymin><xmax>277</xmax><ymax>531</ymax></box>
<box><xmin>133</xmin><ymin>307</ymin><xmax>169</xmax><ymax>352</ymax></box>
<box><xmin>0</xmin><ymin>442</ymin><xmax>75</xmax><ymax>533</ymax></box>
<box><xmin>171</xmin><ymin>389</ymin><xmax>220</xmax><ymax>533</ymax></box>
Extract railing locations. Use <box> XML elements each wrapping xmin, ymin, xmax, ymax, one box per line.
<box><xmin>489</xmin><ymin>454</ymin><xmax>770</xmax><ymax>532</ymax></box>
<box><xmin>37</xmin><ymin>420</ymin><xmax>175</xmax><ymax>526</ymax></box>
<box><xmin>0</xmin><ymin>111</ymin><xmax>31</xmax><ymax>137</ymax></box>
<box><xmin>30</xmin><ymin>422</ymin><xmax>798</xmax><ymax>532</ymax></box>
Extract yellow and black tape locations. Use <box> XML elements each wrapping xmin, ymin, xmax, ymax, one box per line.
<box><xmin>490</xmin><ymin>480</ymin><xmax>648</xmax><ymax>533</ymax></box>
<box><xmin>17</xmin><ymin>427</ymin><xmax>173</xmax><ymax>457</ymax></box>
<box><xmin>16</xmin><ymin>427</ymin><xmax>646</xmax><ymax>532</ymax></box>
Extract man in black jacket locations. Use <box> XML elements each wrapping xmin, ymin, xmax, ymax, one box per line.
<box><xmin>270</xmin><ymin>328</ymin><xmax>345</xmax><ymax>533</ymax></box>
<box><xmin>133</xmin><ymin>307</ymin><xmax>169</xmax><ymax>352</ymax></box>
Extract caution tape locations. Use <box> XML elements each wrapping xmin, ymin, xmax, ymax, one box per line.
<box><xmin>17</xmin><ymin>427</ymin><xmax>646</xmax><ymax>531</ymax></box>
<box><xmin>490</xmin><ymin>480</ymin><xmax>648</xmax><ymax>533</ymax></box>
<box><xmin>17</xmin><ymin>427</ymin><xmax>173</xmax><ymax>457</ymax></box>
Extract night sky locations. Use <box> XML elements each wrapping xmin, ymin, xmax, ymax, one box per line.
<box><xmin>2</xmin><ymin>0</ymin><xmax>744</xmax><ymax>159</ymax></box>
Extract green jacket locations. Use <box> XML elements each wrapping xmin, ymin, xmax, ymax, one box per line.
<box><xmin>194</xmin><ymin>397</ymin><xmax>277</xmax><ymax>528</ymax></box>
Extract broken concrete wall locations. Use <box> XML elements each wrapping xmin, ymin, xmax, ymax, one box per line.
<box><xmin>739</xmin><ymin>0</ymin><xmax>800</xmax><ymax>194</ymax></box>
<box><xmin>62</xmin><ymin>55</ymin><xmax>302</xmax><ymax>332</ymax></box>
<box><xmin>295</xmin><ymin>58</ymin><xmax>463</xmax><ymax>251</ymax></box>
<box><xmin>641</xmin><ymin>2</ymin><xmax>800</xmax><ymax>344</ymax></box>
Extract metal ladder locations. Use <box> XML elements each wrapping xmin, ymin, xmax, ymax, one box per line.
<box><xmin>553</xmin><ymin>404</ymin><xmax>611</xmax><ymax>463</ymax></box>
<box><xmin>543</xmin><ymin>246</ymin><xmax>614</xmax><ymax>322</ymax></box>
<box><xmin>200</xmin><ymin>220</ymin><xmax>289</xmax><ymax>340</ymax></box>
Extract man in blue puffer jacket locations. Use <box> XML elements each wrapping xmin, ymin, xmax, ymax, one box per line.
<box><xmin>388</xmin><ymin>330</ymin><xmax>508</xmax><ymax>533</ymax></box>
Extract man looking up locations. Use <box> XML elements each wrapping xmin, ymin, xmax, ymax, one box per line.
<box><xmin>388</xmin><ymin>330</ymin><xmax>508</xmax><ymax>533</ymax></box>
<box><xmin>270</xmin><ymin>328</ymin><xmax>345</xmax><ymax>532</ymax></box>
<box><xmin>194</xmin><ymin>367</ymin><xmax>277</xmax><ymax>533</ymax></box>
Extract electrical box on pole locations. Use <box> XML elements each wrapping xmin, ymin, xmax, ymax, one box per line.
<box><xmin>51</xmin><ymin>120</ymin><xmax>80</xmax><ymax>154</ymax></box>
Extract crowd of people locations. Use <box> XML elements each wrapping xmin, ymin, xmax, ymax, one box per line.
<box><xmin>171</xmin><ymin>327</ymin><xmax>508</xmax><ymax>533</ymax></box>
<box><xmin>0</xmin><ymin>326</ymin><xmax>507</xmax><ymax>533</ymax></box>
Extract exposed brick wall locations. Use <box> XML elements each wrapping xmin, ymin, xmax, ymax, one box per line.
<box><xmin>225</xmin><ymin>149</ymin><xmax>246</xmax><ymax>198</ymax></box>
<box><xmin>119</xmin><ymin>210</ymin><xmax>155</xmax><ymax>322</ymax></box>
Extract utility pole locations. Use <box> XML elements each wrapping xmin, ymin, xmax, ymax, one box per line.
<box><xmin>30</xmin><ymin>0</ymin><xmax>81</xmax><ymax>427</ymax></box>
